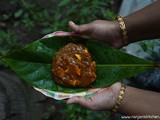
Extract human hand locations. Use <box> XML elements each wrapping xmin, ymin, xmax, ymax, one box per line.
<box><xmin>67</xmin><ymin>82</ymin><xmax>121</xmax><ymax>111</ymax></box>
<box><xmin>68</xmin><ymin>20</ymin><xmax>124</xmax><ymax>48</ymax></box>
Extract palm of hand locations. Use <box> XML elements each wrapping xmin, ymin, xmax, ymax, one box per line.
<box><xmin>67</xmin><ymin>82</ymin><xmax>121</xmax><ymax>111</ymax></box>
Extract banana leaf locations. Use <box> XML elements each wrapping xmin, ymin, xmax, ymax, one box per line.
<box><xmin>1</xmin><ymin>32</ymin><xmax>159</xmax><ymax>93</ymax></box>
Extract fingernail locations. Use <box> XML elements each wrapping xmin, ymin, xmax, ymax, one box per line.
<box><xmin>69</xmin><ymin>21</ymin><xmax>76</xmax><ymax>25</ymax></box>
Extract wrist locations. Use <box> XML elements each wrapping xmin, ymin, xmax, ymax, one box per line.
<box><xmin>111</xmin><ymin>83</ymin><xmax>127</xmax><ymax>113</ymax></box>
<box><xmin>109</xmin><ymin>82</ymin><xmax>122</xmax><ymax>110</ymax></box>
<box><xmin>112</xmin><ymin>20</ymin><xmax>125</xmax><ymax>48</ymax></box>
<box><xmin>118</xmin><ymin>85</ymin><xmax>130</xmax><ymax>114</ymax></box>
<box><xmin>115</xmin><ymin>16</ymin><xmax>130</xmax><ymax>47</ymax></box>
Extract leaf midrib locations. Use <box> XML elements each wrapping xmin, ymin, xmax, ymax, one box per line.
<box><xmin>3</xmin><ymin>58</ymin><xmax>154</xmax><ymax>68</ymax></box>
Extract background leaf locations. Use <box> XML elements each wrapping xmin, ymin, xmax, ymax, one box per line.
<box><xmin>14</xmin><ymin>9</ymin><xmax>23</xmax><ymax>18</ymax></box>
<box><xmin>2</xmin><ymin>36</ymin><xmax>156</xmax><ymax>93</ymax></box>
<box><xmin>58</xmin><ymin>0</ymin><xmax>70</xmax><ymax>7</ymax></box>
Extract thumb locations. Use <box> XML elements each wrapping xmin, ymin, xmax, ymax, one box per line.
<box><xmin>67</xmin><ymin>96</ymin><xmax>92</xmax><ymax>108</ymax></box>
<box><xmin>68</xmin><ymin>21</ymin><xmax>91</xmax><ymax>35</ymax></box>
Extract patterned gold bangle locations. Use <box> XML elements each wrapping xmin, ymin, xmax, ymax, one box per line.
<box><xmin>116</xmin><ymin>16</ymin><xmax>129</xmax><ymax>45</ymax></box>
<box><xmin>112</xmin><ymin>84</ymin><xmax>126</xmax><ymax>113</ymax></box>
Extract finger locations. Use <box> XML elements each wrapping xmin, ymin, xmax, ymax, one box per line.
<box><xmin>68</xmin><ymin>21</ymin><xmax>91</xmax><ymax>35</ymax></box>
<box><xmin>67</xmin><ymin>96</ymin><xmax>93</xmax><ymax>109</ymax></box>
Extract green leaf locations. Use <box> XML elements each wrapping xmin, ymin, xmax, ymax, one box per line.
<box><xmin>58</xmin><ymin>0</ymin><xmax>70</xmax><ymax>7</ymax></box>
<box><xmin>14</xmin><ymin>9</ymin><xmax>23</xmax><ymax>18</ymax></box>
<box><xmin>2</xmin><ymin>36</ymin><xmax>157</xmax><ymax>93</ymax></box>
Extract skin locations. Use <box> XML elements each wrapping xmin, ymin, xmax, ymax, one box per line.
<box><xmin>67</xmin><ymin>0</ymin><xmax>160</xmax><ymax>116</ymax></box>
<box><xmin>67</xmin><ymin>82</ymin><xmax>121</xmax><ymax>111</ymax></box>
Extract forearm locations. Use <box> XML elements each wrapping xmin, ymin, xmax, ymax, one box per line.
<box><xmin>119</xmin><ymin>86</ymin><xmax>160</xmax><ymax>115</ymax></box>
<box><xmin>123</xmin><ymin>0</ymin><xmax>160</xmax><ymax>43</ymax></box>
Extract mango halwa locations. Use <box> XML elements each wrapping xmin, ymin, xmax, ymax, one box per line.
<box><xmin>52</xmin><ymin>43</ymin><xmax>96</xmax><ymax>87</ymax></box>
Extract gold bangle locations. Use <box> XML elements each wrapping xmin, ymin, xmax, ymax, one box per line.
<box><xmin>112</xmin><ymin>84</ymin><xmax>126</xmax><ymax>113</ymax></box>
<box><xmin>116</xmin><ymin>16</ymin><xmax>129</xmax><ymax>45</ymax></box>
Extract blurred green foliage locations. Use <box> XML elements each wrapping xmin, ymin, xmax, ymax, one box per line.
<box><xmin>138</xmin><ymin>39</ymin><xmax>160</xmax><ymax>62</ymax></box>
<box><xmin>0</xmin><ymin>0</ymin><xmax>116</xmax><ymax>119</ymax></box>
<box><xmin>0</xmin><ymin>30</ymin><xmax>19</xmax><ymax>56</ymax></box>
<box><xmin>0</xmin><ymin>0</ymin><xmax>115</xmax><ymax>56</ymax></box>
<box><xmin>60</xmin><ymin>101</ymin><xmax>110</xmax><ymax>120</ymax></box>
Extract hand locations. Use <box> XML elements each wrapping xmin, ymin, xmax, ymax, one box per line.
<box><xmin>68</xmin><ymin>20</ymin><xmax>124</xmax><ymax>48</ymax></box>
<box><xmin>67</xmin><ymin>82</ymin><xmax>121</xmax><ymax>111</ymax></box>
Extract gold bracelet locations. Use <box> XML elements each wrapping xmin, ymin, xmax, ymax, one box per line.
<box><xmin>116</xmin><ymin>16</ymin><xmax>129</xmax><ymax>45</ymax></box>
<box><xmin>112</xmin><ymin>84</ymin><xmax>126</xmax><ymax>113</ymax></box>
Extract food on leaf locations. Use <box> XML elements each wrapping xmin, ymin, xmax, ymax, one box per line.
<box><xmin>52</xmin><ymin>43</ymin><xmax>96</xmax><ymax>87</ymax></box>
<box><xmin>2</xmin><ymin>35</ymin><xmax>158</xmax><ymax>93</ymax></box>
